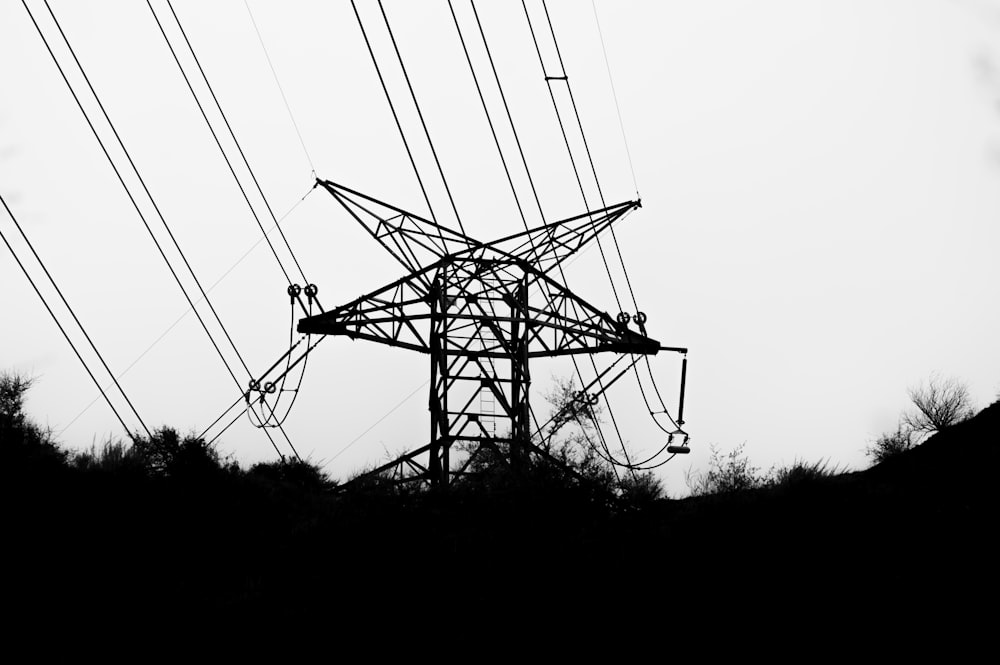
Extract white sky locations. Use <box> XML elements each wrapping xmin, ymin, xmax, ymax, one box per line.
<box><xmin>2</xmin><ymin>0</ymin><xmax>998</xmax><ymax>495</ymax></box>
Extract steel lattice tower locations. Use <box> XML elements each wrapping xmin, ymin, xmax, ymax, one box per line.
<box><xmin>299</xmin><ymin>180</ymin><xmax>683</xmax><ymax>489</ymax></box>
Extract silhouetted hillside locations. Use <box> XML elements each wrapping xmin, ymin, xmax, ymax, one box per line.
<box><xmin>4</xmin><ymin>402</ymin><xmax>997</xmax><ymax>619</ymax></box>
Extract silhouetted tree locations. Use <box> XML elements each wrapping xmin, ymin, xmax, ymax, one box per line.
<box><xmin>901</xmin><ymin>375</ymin><xmax>975</xmax><ymax>438</ymax></box>
<box><xmin>131</xmin><ymin>426</ymin><xmax>232</xmax><ymax>480</ymax></box>
<box><xmin>867</xmin><ymin>375</ymin><xmax>976</xmax><ymax>464</ymax></box>
<box><xmin>0</xmin><ymin>371</ymin><xmax>65</xmax><ymax>469</ymax></box>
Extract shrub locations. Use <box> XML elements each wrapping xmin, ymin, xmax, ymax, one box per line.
<box><xmin>0</xmin><ymin>371</ymin><xmax>66</xmax><ymax>470</ymax></box>
<box><xmin>866</xmin><ymin>425</ymin><xmax>916</xmax><ymax>464</ymax></box>
<box><xmin>686</xmin><ymin>443</ymin><xmax>770</xmax><ymax>496</ymax></box>
<box><xmin>73</xmin><ymin>438</ymin><xmax>145</xmax><ymax>475</ymax></box>
<box><xmin>249</xmin><ymin>458</ymin><xmax>335</xmax><ymax>492</ymax></box>
<box><xmin>769</xmin><ymin>459</ymin><xmax>836</xmax><ymax>488</ymax></box>
<box><xmin>901</xmin><ymin>375</ymin><xmax>975</xmax><ymax>438</ymax></box>
<box><xmin>131</xmin><ymin>427</ymin><xmax>232</xmax><ymax>480</ymax></box>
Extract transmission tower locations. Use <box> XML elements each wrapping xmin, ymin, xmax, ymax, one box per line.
<box><xmin>298</xmin><ymin>180</ymin><xmax>687</xmax><ymax>490</ymax></box>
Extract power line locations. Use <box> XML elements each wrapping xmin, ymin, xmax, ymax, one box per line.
<box><xmin>242</xmin><ymin>0</ymin><xmax>317</xmax><ymax>177</ymax></box>
<box><xmin>349</xmin><ymin>0</ymin><xmax>442</xmax><ymax>232</ymax></box>
<box><xmin>37</xmin><ymin>0</ymin><xmax>252</xmax><ymax>383</ymax></box>
<box><xmin>591</xmin><ymin>0</ymin><xmax>640</xmax><ymax>198</ymax></box>
<box><xmin>469</xmin><ymin>1</ymin><xmax>635</xmax><ymax>472</ymax></box>
<box><xmin>328</xmin><ymin>378</ymin><xmax>430</xmax><ymax>464</ymax></box>
<box><xmin>521</xmin><ymin>0</ymin><xmax>623</xmax><ymax>313</ymax></box>
<box><xmin>1</xmin><ymin>192</ymin><xmax>140</xmax><ymax>441</ymax></box>
<box><xmin>58</xmin><ymin>186</ymin><xmax>314</xmax><ymax>437</ymax></box>
<box><xmin>377</xmin><ymin>0</ymin><xmax>467</xmax><ymax>236</ymax></box>
<box><xmin>147</xmin><ymin>0</ymin><xmax>293</xmax><ymax>287</ymax></box>
<box><xmin>163</xmin><ymin>0</ymin><xmax>319</xmax><ymax>305</ymax></box>
<box><xmin>0</xmin><ymin>191</ymin><xmax>151</xmax><ymax>439</ymax></box>
<box><xmin>27</xmin><ymin>0</ymin><xmax>287</xmax><ymax>458</ymax></box>
<box><xmin>542</xmin><ymin>0</ymin><xmax>683</xmax><ymax>433</ymax></box>
<box><xmin>540</xmin><ymin>0</ymin><xmax>641</xmax><ymax>314</ymax></box>
<box><xmin>526</xmin><ymin>0</ymin><xmax>685</xmax><ymax>465</ymax></box>
<box><xmin>447</xmin><ymin>0</ymin><xmax>532</xmax><ymax>241</ymax></box>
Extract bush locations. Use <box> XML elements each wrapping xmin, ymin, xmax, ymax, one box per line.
<box><xmin>131</xmin><ymin>427</ymin><xmax>233</xmax><ymax>480</ymax></box>
<box><xmin>686</xmin><ymin>443</ymin><xmax>770</xmax><ymax>496</ymax></box>
<box><xmin>867</xmin><ymin>375</ymin><xmax>976</xmax><ymax>465</ymax></box>
<box><xmin>0</xmin><ymin>371</ymin><xmax>66</xmax><ymax>470</ymax></box>
<box><xmin>249</xmin><ymin>458</ymin><xmax>335</xmax><ymax>492</ymax></box>
<box><xmin>73</xmin><ymin>438</ymin><xmax>146</xmax><ymax>475</ymax></box>
<box><xmin>866</xmin><ymin>425</ymin><xmax>916</xmax><ymax>464</ymax></box>
<box><xmin>769</xmin><ymin>459</ymin><xmax>836</xmax><ymax>488</ymax></box>
<box><xmin>902</xmin><ymin>375</ymin><xmax>975</xmax><ymax>438</ymax></box>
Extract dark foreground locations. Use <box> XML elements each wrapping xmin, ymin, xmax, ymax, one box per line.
<box><xmin>4</xmin><ymin>402</ymin><xmax>998</xmax><ymax>622</ymax></box>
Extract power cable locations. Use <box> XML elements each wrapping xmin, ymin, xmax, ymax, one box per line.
<box><xmin>164</xmin><ymin>0</ymin><xmax>320</xmax><ymax>308</ymax></box>
<box><xmin>147</xmin><ymin>0</ymin><xmax>294</xmax><ymax>287</ymax></box>
<box><xmin>58</xmin><ymin>186</ymin><xmax>314</xmax><ymax>437</ymax></box>
<box><xmin>591</xmin><ymin>0</ymin><xmax>639</xmax><ymax>198</ymax></box>
<box><xmin>38</xmin><ymin>0</ymin><xmax>253</xmax><ymax>382</ymax></box>
<box><xmin>447</xmin><ymin>0</ymin><xmax>533</xmax><ymax>246</ymax></box>
<box><xmin>1</xmin><ymin>194</ymin><xmax>140</xmax><ymax>441</ymax></box>
<box><xmin>328</xmin><ymin>378</ymin><xmax>430</xmax><ymax>465</ymax></box>
<box><xmin>522</xmin><ymin>0</ymin><xmax>623</xmax><ymax>313</ymax></box>
<box><xmin>471</xmin><ymin>1</ymin><xmax>637</xmax><ymax>472</ymax></box>
<box><xmin>243</xmin><ymin>0</ymin><xmax>317</xmax><ymax>177</ymax></box>
<box><xmin>27</xmin><ymin>0</ymin><xmax>287</xmax><ymax>458</ymax></box>
<box><xmin>0</xmin><ymin>192</ymin><xmax>151</xmax><ymax>439</ymax></box>
<box><xmin>349</xmin><ymin>0</ymin><xmax>442</xmax><ymax>234</ymax></box>
<box><xmin>528</xmin><ymin>0</ymin><xmax>686</xmax><ymax>461</ymax></box>
<box><xmin>377</xmin><ymin>0</ymin><xmax>467</xmax><ymax>236</ymax></box>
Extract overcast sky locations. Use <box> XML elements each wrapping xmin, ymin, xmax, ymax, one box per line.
<box><xmin>2</xmin><ymin>0</ymin><xmax>998</xmax><ymax>495</ymax></box>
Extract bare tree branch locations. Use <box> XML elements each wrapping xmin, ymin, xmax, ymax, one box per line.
<box><xmin>901</xmin><ymin>375</ymin><xmax>975</xmax><ymax>436</ymax></box>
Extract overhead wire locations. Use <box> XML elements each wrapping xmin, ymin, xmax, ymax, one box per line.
<box><xmin>328</xmin><ymin>378</ymin><xmax>431</xmax><ymax>464</ymax></box>
<box><xmin>528</xmin><ymin>0</ymin><xmax>687</xmax><ymax>464</ymax></box>
<box><xmin>242</xmin><ymin>0</ymin><xmax>317</xmax><ymax>178</ymax></box>
<box><xmin>377</xmin><ymin>0</ymin><xmax>468</xmax><ymax>236</ymax></box>
<box><xmin>464</xmin><ymin>0</ymin><xmax>637</xmax><ymax>473</ymax></box>
<box><xmin>148</xmin><ymin>0</ymin><xmax>294</xmax><ymax>288</ymax></box>
<box><xmin>26</xmin><ymin>0</ymin><xmax>287</xmax><ymax>459</ymax></box>
<box><xmin>591</xmin><ymin>0</ymin><xmax>639</xmax><ymax>199</ymax></box>
<box><xmin>349</xmin><ymin>0</ymin><xmax>442</xmax><ymax>233</ymax></box>
<box><xmin>59</xmin><ymin>185</ymin><xmax>314</xmax><ymax>437</ymax></box>
<box><xmin>165</xmin><ymin>0</ymin><xmax>321</xmax><ymax>308</ymax></box>
<box><xmin>1</xmin><ymin>192</ymin><xmax>147</xmax><ymax>441</ymax></box>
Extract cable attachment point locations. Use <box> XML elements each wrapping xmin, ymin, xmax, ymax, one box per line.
<box><xmin>616</xmin><ymin>312</ymin><xmax>631</xmax><ymax>327</ymax></box>
<box><xmin>287</xmin><ymin>284</ymin><xmax>302</xmax><ymax>301</ymax></box>
<box><xmin>304</xmin><ymin>283</ymin><xmax>319</xmax><ymax>299</ymax></box>
<box><xmin>249</xmin><ymin>379</ymin><xmax>261</xmax><ymax>392</ymax></box>
<box><xmin>635</xmin><ymin>311</ymin><xmax>647</xmax><ymax>334</ymax></box>
<box><xmin>264</xmin><ymin>381</ymin><xmax>276</xmax><ymax>394</ymax></box>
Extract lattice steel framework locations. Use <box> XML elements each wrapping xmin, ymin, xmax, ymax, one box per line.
<box><xmin>299</xmin><ymin>180</ymin><xmax>682</xmax><ymax>489</ymax></box>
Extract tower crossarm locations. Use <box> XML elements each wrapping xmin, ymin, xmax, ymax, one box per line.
<box><xmin>317</xmin><ymin>179</ymin><xmax>483</xmax><ymax>274</ymax></box>
<box><xmin>521</xmin><ymin>265</ymin><xmax>660</xmax><ymax>357</ymax></box>
<box><xmin>296</xmin><ymin>261</ymin><xmax>438</xmax><ymax>353</ymax></box>
<box><xmin>470</xmin><ymin>199</ymin><xmax>640</xmax><ymax>276</ymax></box>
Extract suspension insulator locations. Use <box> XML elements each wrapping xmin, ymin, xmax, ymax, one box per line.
<box><xmin>616</xmin><ymin>312</ymin><xmax>631</xmax><ymax>325</ymax></box>
<box><xmin>634</xmin><ymin>311</ymin><xmax>647</xmax><ymax>326</ymax></box>
<box><xmin>264</xmin><ymin>381</ymin><xmax>276</xmax><ymax>394</ymax></box>
<box><xmin>287</xmin><ymin>284</ymin><xmax>302</xmax><ymax>299</ymax></box>
<box><xmin>666</xmin><ymin>430</ymin><xmax>691</xmax><ymax>454</ymax></box>
<box><xmin>304</xmin><ymin>284</ymin><xmax>319</xmax><ymax>299</ymax></box>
